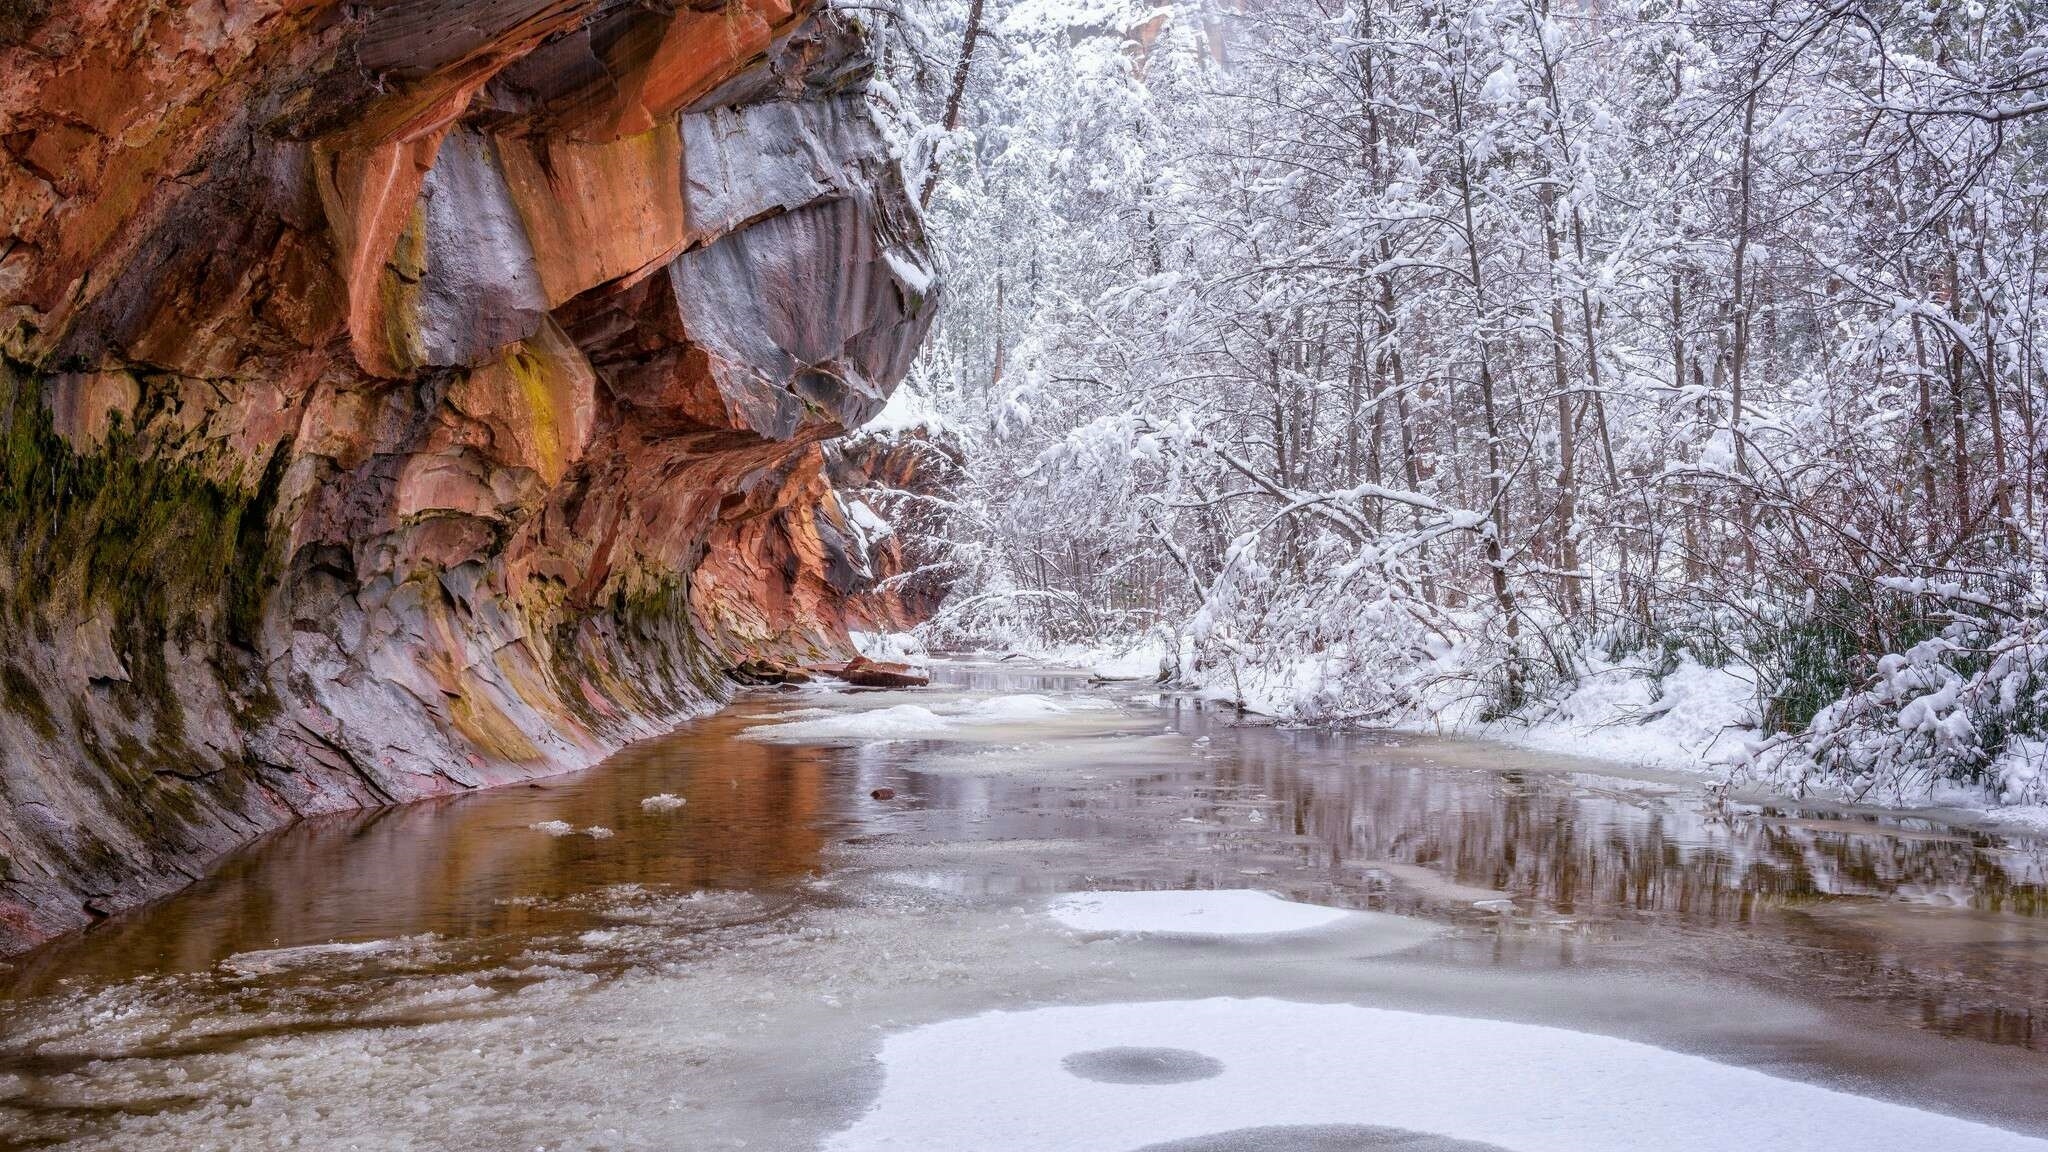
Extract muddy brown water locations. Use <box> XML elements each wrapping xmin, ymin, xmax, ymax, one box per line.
<box><xmin>2</xmin><ymin>661</ymin><xmax>2046</xmax><ymax>1149</ymax></box>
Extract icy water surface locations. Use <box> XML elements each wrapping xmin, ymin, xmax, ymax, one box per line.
<box><xmin>3</xmin><ymin>662</ymin><xmax>2048</xmax><ymax>1149</ymax></box>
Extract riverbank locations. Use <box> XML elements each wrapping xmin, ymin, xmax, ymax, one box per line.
<box><xmin>1005</xmin><ymin>638</ymin><xmax>2048</xmax><ymax>835</ymax></box>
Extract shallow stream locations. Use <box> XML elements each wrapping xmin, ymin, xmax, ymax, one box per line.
<box><xmin>3</xmin><ymin>662</ymin><xmax>2046</xmax><ymax>1150</ymax></box>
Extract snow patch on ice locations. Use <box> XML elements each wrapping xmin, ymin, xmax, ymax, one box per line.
<box><xmin>968</xmin><ymin>693</ymin><xmax>1070</xmax><ymax>721</ymax></box>
<box><xmin>826</xmin><ymin>998</ymin><xmax>2048</xmax><ymax>1152</ymax></box>
<box><xmin>1046</xmin><ymin>890</ymin><xmax>1354</xmax><ymax>937</ymax></box>
<box><xmin>744</xmin><ymin>703</ymin><xmax>955</xmax><ymax>742</ymax></box>
<box><xmin>741</xmin><ymin>694</ymin><xmax>1099</xmax><ymax>743</ymax></box>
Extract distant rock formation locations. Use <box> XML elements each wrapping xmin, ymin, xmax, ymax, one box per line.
<box><xmin>0</xmin><ymin>0</ymin><xmax>939</xmax><ymax>953</ymax></box>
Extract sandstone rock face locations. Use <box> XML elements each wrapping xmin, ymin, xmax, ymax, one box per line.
<box><xmin>0</xmin><ymin>0</ymin><xmax>938</xmax><ymax>953</ymax></box>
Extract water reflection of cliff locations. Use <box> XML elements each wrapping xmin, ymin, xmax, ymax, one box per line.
<box><xmin>1</xmin><ymin>711</ymin><xmax>848</xmax><ymax>996</ymax></box>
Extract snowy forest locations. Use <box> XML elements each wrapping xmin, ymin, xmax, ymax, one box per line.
<box><xmin>868</xmin><ymin>0</ymin><xmax>2048</xmax><ymax>806</ymax></box>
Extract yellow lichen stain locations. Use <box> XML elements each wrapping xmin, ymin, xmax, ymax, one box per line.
<box><xmin>504</xmin><ymin>345</ymin><xmax>563</xmax><ymax>483</ymax></box>
<box><xmin>376</xmin><ymin>202</ymin><xmax>431</xmax><ymax>373</ymax></box>
<box><xmin>446</xmin><ymin>678</ymin><xmax>545</xmax><ymax>764</ymax></box>
<box><xmin>494</xmin><ymin>636</ymin><xmax>596</xmax><ymax>751</ymax></box>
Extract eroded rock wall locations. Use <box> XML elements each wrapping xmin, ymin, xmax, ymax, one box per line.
<box><xmin>0</xmin><ymin>0</ymin><xmax>938</xmax><ymax>953</ymax></box>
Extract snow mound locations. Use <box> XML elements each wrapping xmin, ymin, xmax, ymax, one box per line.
<box><xmin>859</xmin><ymin>380</ymin><xmax>956</xmax><ymax>437</ymax></box>
<box><xmin>967</xmin><ymin>693</ymin><xmax>1069</xmax><ymax>721</ymax></box>
<box><xmin>1046</xmin><ymin>890</ymin><xmax>1353</xmax><ymax>936</ymax></box>
<box><xmin>1502</xmin><ymin>655</ymin><xmax>1759</xmax><ymax>770</ymax></box>
<box><xmin>826</xmin><ymin>998</ymin><xmax>2048</xmax><ymax>1152</ymax></box>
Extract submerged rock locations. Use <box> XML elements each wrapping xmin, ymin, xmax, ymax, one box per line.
<box><xmin>0</xmin><ymin>1</ymin><xmax>939</xmax><ymax>953</ymax></box>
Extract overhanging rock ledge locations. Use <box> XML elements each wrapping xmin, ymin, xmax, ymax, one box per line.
<box><xmin>0</xmin><ymin>0</ymin><xmax>941</xmax><ymax>954</ymax></box>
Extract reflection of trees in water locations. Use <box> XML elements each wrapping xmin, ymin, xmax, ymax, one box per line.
<box><xmin>1221</xmin><ymin>736</ymin><xmax>2046</xmax><ymax>917</ymax></box>
<box><xmin>1212</xmin><ymin>733</ymin><xmax>2048</xmax><ymax>1047</ymax></box>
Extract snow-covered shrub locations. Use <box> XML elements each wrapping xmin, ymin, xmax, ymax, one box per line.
<box><xmin>1755</xmin><ymin>619</ymin><xmax>2048</xmax><ymax>805</ymax></box>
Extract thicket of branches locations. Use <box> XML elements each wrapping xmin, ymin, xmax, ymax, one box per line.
<box><xmin>878</xmin><ymin>0</ymin><xmax>2048</xmax><ymax>803</ymax></box>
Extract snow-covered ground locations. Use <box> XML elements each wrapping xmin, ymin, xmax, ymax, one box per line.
<box><xmin>832</xmin><ymin>998</ymin><xmax>2048</xmax><ymax>1152</ymax></box>
<box><xmin>1493</xmin><ymin>655</ymin><xmax>1758</xmax><ymax>772</ymax></box>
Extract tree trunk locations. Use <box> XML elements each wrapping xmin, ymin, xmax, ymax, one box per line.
<box><xmin>920</xmin><ymin>0</ymin><xmax>987</xmax><ymax>211</ymax></box>
<box><xmin>1450</xmin><ymin>74</ymin><xmax>1522</xmax><ymax>705</ymax></box>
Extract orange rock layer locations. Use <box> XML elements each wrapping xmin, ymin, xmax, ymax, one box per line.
<box><xmin>0</xmin><ymin>0</ymin><xmax>940</xmax><ymax>953</ymax></box>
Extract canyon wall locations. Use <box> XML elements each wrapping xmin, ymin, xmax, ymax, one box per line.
<box><xmin>0</xmin><ymin>0</ymin><xmax>940</xmax><ymax>953</ymax></box>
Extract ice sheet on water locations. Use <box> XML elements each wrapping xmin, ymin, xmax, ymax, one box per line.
<box><xmin>742</xmin><ymin>703</ymin><xmax>954</xmax><ymax>741</ymax></box>
<box><xmin>963</xmin><ymin>693</ymin><xmax>1072</xmax><ymax>720</ymax></box>
<box><xmin>826</xmin><ymin>998</ymin><xmax>2048</xmax><ymax>1152</ymax></box>
<box><xmin>740</xmin><ymin>694</ymin><xmax>1107</xmax><ymax>744</ymax></box>
<box><xmin>909</xmin><ymin>731</ymin><xmax>1194</xmax><ymax>778</ymax></box>
<box><xmin>1046</xmin><ymin>890</ymin><xmax>1357</xmax><ymax>937</ymax></box>
<box><xmin>219</xmin><ymin>933</ymin><xmax>444</xmax><ymax>977</ymax></box>
<box><xmin>578</xmin><ymin>885</ymin><xmax>766</xmax><ymax>927</ymax></box>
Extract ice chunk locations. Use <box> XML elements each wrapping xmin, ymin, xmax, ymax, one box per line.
<box><xmin>640</xmin><ymin>793</ymin><xmax>688</xmax><ymax>812</ymax></box>
<box><xmin>529</xmin><ymin>820</ymin><xmax>612</xmax><ymax>838</ymax></box>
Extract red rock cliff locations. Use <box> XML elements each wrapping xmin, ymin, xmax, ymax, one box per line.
<box><xmin>0</xmin><ymin>0</ymin><xmax>939</xmax><ymax>953</ymax></box>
